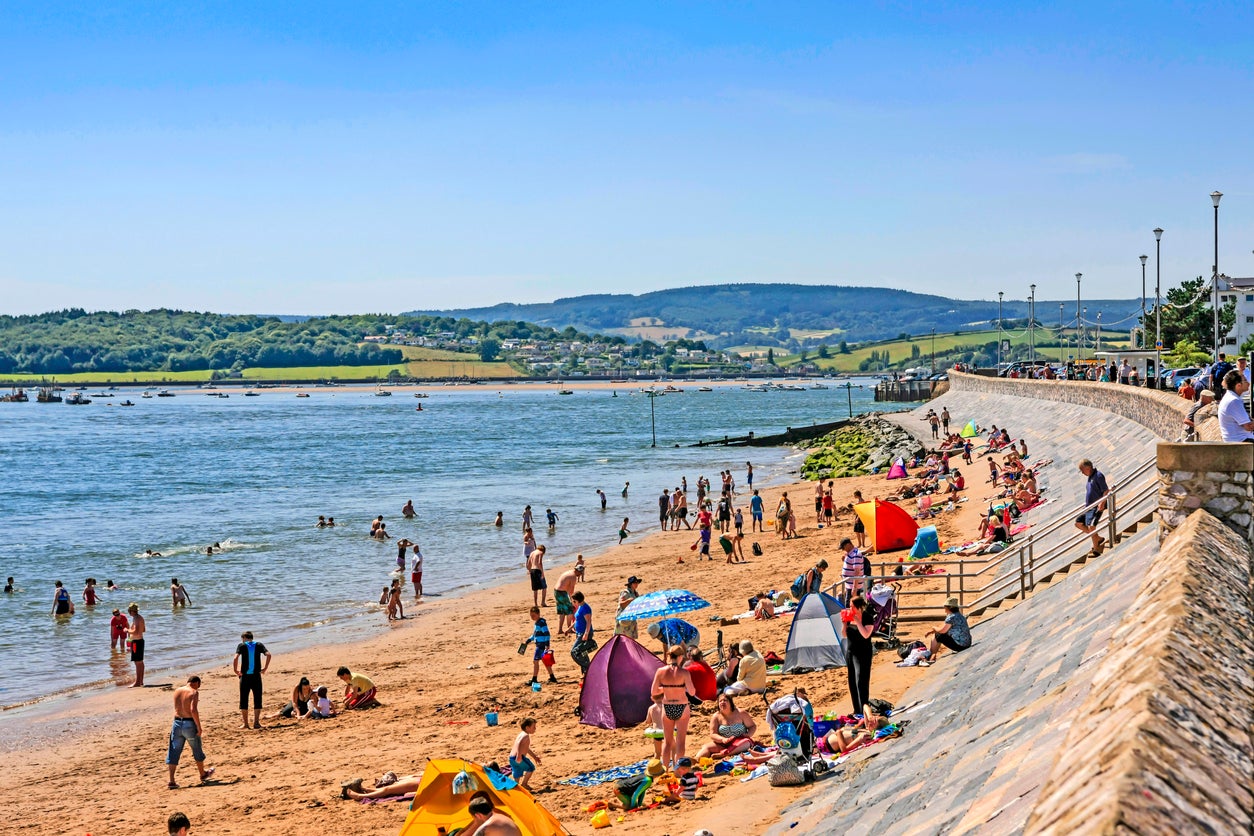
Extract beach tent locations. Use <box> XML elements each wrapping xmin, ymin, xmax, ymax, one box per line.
<box><xmin>578</xmin><ymin>635</ymin><xmax>664</xmax><ymax>730</ymax></box>
<box><xmin>910</xmin><ymin>525</ymin><xmax>941</xmax><ymax>558</ymax></box>
<box><xmin>782</xmin><ymin>592</ymin><xmax>847</xmax><ymax>672</ymax></box>
<box><xmin>960</xmin><ymin>420</ymin><xmax>978</xmax><ymax>438</ymax></box>
<box><xmin>886</xmin><ymin>457</ymin><xmax>909</xmax><ymax>480</ymax></box>
<box><xmin>398</xmin><ymin>759</ymin><xmax>569</xmax><ymax>836</ymax></box>
<box><xmin>853</xmin><ymin>499</ymin><xmax>920</xmax><ymax>553</ymax></box>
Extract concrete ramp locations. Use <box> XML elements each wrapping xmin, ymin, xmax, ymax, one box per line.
<box><xmin>771</xmin><ymin>522</ymin><xmax>1162</xmax><ymax>836</ymax></box>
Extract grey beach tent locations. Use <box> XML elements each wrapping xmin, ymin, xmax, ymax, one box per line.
<box><xmin>782</xmin><ymin>592</ymin><xmax>847</xmax><ymax>672</ymax></box>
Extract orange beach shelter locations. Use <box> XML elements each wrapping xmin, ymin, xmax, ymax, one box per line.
<box><xmin>852</xmin><ymin>499</ymin><xmax>919</xmax><ymax>553</ymax></box>
<box><xmin>398</xmin><ymin>759</ymin><xmax>569</xmax><ymax>836</ymax></box>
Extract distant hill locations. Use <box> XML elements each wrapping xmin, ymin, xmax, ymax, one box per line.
<box><xmin>408</xmin><ymin>283</ymin><xmax>1142</xmax><ymax>349</ymax></box>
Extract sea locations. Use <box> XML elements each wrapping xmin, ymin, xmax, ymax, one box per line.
<box><xmin>0</xmin><ymin>379</ymin><xmax>914</xmax><ymax>708</ymax></box>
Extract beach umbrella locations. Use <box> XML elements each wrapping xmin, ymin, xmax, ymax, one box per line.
<box><xmin>616</xmin><ymin>588</ymin><xmax>710</xmax><ymax>621</ymax></box>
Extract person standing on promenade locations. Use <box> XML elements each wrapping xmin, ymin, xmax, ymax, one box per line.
<box><xmin>165</xmin><ymin>676</ymin><xmax>214</xmax><ymax>789</ymax></box>
<box><xmin>553</xmin><ymin>563</ymin><xmax>582</xmax><ymax>635</ymax></box>
<box><xmin>1184</xmin><ymin>389</ymin><xmax>1215</xmax><ymax>440</ymax></box>
<box><xmin>527</xmin><ymin>544</ymin><xmax>548</xmax><ymax>608</ymax></box>
<box><xmin>1218</xmin><ymin>370</ymin><xmax>1254</xmax><ymax>442</ymax></box>
<box><xmin>1074</xmin><ymin>459</ymin><xmax>1110</xmax><ymax>556</ymax></box>
<box><xmin>941</xmin><ymin>407</ymin><xmax>951</xmax><ymax>435</ymax></box>
<box><xmin>658</xmin><ymin>489</ymin><xmax>671</xmax><ymax>531</ymax></box>
<box><xmin>233</xmin><ymin>630</ymin><xmax>271</xmax><ymax>729</ymax></box>
<box><xmin>615</xmin><ymin>576</ymin><xmax>642</xmax><ymax>638</ymax></box>
<box><xmin>127</xmin><ymin>603</ymin><xmax>146</xmax><ymax>687</ymax></box>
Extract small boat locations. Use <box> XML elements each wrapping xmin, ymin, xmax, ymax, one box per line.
<box><xmin>36</xmin><ymin>385</ymin><xmax>62</xmax><ymax>403</ymax></box>
<box><xmin>697</xmin><ymin>386</ymin><xmax>713</xmax><ymax>392</ymax></box>
<box><xmin>217</xmin><ymin>393</ymin><xmax>230</xmax><ymax>398</ymax></box>
<box><xmin>413</xmin><ymin>393</ymin><xmax>429</xmax><ymax>399</ymax></box>
<box><xmin>141</xmin><ymin>391</ymin><xmax>154</xmax><ymax>399</ymax></box>
<box><xmin>244</xmin><ymin>389</ymin><xmax>260</xmax><ymax>397</ymax></box>
<box><xmin>557</xmin><ymin>389</ymin><xmax>574</xmax><ymax>395</ymax></box>
<box><xmin>375</xmin><ymin>385</ymin><xmax>392</xmax><ymax>397</ymax></box>
<box><xmin>91</xmin><ymin>392</ymin><xmax>112</xmax><ymax>398</ymax></box>
<box><xmin>811</xmin><ymin>383</ymin><xmax>829</xmax><ymax>390</ymax></box>
<box><xmin>66</xmin><ymin>393</ymin><xmax>92</xmax><ymax>405</ymax></box>
<box><xmin>296</xmin><ymin>393</ymin><xmax>310</xmax><ymax>398</ymax></box>
<box><xmin>1</xmin><ymin>387</ymin><xmax>28</xmax><ymax>403</ymax></box>
<box><xmin>120</xmin><ymin>400</ymin><xmax>135</xmax><ymax>407</ymax></box>
<box><xmin>156</xmin><ymin>390</ymin><xmax>175</xmax><ymax>397</ymax></box>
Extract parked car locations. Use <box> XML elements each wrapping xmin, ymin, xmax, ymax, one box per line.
<box><xmin>1162</xmin><ymin>367</ymin><xmax>1203</xmax><ymax>390</ymax></box>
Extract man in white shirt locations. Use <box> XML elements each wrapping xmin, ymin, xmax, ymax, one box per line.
<box><xmin>1217</xmin><ymin>370</ymin><xmax>1254</xmax><ymax>442</ymax></box>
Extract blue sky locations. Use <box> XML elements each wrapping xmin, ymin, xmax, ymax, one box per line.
<box><xmin>2</xmin><ymin>2</ymin><xmax>1253</xmax><ymax>315</ymax></box>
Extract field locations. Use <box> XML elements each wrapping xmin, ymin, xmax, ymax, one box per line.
<box><xmin>790</xmin><ymin>329</ymin><xmax>1131</xmax><ymax>372</ymax></box>
<box><xmin>0</xmin><ymin>354</ymin><xmax>521</xmax><ymax>384</ymax></box>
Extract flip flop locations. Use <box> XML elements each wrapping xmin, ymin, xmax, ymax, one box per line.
<box><xmin>200</xmin><ymin>767</ymin><xmax>216</xmax><ymax>782</ymax></box>
<box><xmin>168</xmin><ymin>782</ymin><xmax>179</xmax><ymax>790</ymax></box>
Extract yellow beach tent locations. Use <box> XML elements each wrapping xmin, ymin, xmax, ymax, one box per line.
<box><xmin>398</xmin><ymin>759</ymin><xmax>569</xmax><ymax>836</ymax></box>
<box><xmin>959</xmin><ymin>420</ymin><xmax>978</xmax><ymax>438</ymax></box>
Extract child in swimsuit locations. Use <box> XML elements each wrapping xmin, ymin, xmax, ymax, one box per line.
<box><xmin>509</xmin><ymin>718</ymin><xmax>542</xmax><ymax>789</ymax></box>
<box><xmin>110</xmin><ymin>609</ymin><xmax>129</xmax><ymax>650</ymax></box>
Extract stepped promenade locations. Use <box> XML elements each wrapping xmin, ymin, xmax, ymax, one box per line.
<box><xmin>772</xmin><ymin>372</ymin><xmax>1253</xmax><ymax>836</ymax></box>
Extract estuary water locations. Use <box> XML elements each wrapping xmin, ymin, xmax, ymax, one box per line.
<box><xmin>0</xmin><ymin>379</ymin><xmax>910</xmax><ymax>705</ymax></box>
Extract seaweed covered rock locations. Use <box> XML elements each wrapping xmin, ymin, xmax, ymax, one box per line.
<box><xmin>801</xmin><ymin>415</ymin><xmax>924</xmax><ymax>480</ymax></box>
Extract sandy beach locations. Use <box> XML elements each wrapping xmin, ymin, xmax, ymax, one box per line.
<box><xmin>1</xmin><ymin>444</ymin><xmax>987</xmax><ymax>836</ymax></box>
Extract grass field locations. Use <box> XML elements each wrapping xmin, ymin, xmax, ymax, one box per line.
<box><xmin>790</xmin><ymin>329</ymin><xmax>1131</xmax><ymax>372</ymax></box>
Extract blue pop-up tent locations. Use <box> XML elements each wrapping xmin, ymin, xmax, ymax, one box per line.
<box><xmin>909</xmin><ymin>525</ymin><xmax>940</xmax><ymax>558</ymax></box>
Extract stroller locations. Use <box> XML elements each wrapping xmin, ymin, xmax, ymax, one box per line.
<box><xmin>763</xmin><ymin>691</ymin><xmax>829</xmax><ymax>786</ymax></box>
<box><xmin>866</xmin><ymin>583</ymin><xmax>901</xmax><ymax>649</ymax></box>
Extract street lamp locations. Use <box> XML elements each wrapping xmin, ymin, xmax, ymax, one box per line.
<box><xmin>1212</xmin><ymin>191</ymin><xmax>1223</xmax><ymax>363</ymax></box>
<box><xmin>1154</xmin><ymin>228</ymin><xmax>1163</xmax><ymax>387</ymax></box>
<box><xmin>930</xmin><ymin>327</ymin><xmax>936</xmax><ymax>374</ymax></box>
<box><xmin>997</xmin><ymin>291</ymin><xmax>1004</xmax><ymax>372</ymax></box>
<box><xmin>1059</xmin><ymin>302</ymin><xmax>1065</xmax><ymax>364</ymax></box>
<box><xmin>647</xmin><ymin>389</ymin><xmax>657</xmax><ymax>447</ymax></box>
<box><xmin>1073</xmin><ymin>274</ymin><xmax>1083</xmax><ymax>360</ymax></box>
<box><xmin>1097</xmin><ymin>311</ymin><xmax>1102</xmax><ymax>353</ymax></box>
<box><xmin>1139</xmin><ymin>254</ymin><xmax>1148</xmax><ymax>349</ymax></box>
<box><xmin>1029</xmin><ymin>284</ymin><xmax>1036</xmax><ymax>365</ymax></box>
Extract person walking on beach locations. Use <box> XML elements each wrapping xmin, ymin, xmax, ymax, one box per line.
<box><xmin>165</xmin><ymin>676</ymin><xmax>214</xmax><ymax>789</ymax></box>
<box><xmin>233</xmin><ymin>631</ymin><xmax>271</xmax><ymax>729</ymax></box>
<box><xmin>673</xmin><ymin>489</ymin><xmax>691</xmax><ymax>531</ymax></box>
<box><xmin>527</xmin><ymin>544</ymin><xmax>548</xmax><ymax>607</ymax></box>
<box><xmin>170</xmin><ymin>578</ymin><xmax>191</xmax><ymax>608</ymax></box>
<box><xmin>615</xmin><ymin>576</ymin><xmax>642</xmax><ymax>638</ymax></box>
<box><xmin>127</xmin><ymin>603</ymin><xmax>146</xmax><ymax>687</ymax></box>
<box><xmin>519</xmin><ymin>608</ymin><xmax>558</xmax><ymax>686</ymax></box>
<box><xmin>750</xmin><ymin>489</ymin><xmax>764</xmax><ymax>533</ymax></box>
<box><xmin>553</xmin><ymin>563</ymin><xmax>582</xmax><ymax>635</ymax></box>
<box><xmin>410</xmin><ymin>543</ymin><xmax>424</xmax><ymax>599</ymax></box>
<box><xmin>1074</xmin><ymin>459</ymin><xmax>1109</xmax><ymax>556</ymax></box>
<box><xmin>509</xmin><ymin>718</ymin><xmax>543</xmax><ymax>790</ymax></box>
<box><xmin>570</xmin><ymin>592</ymin><xmax>596</xmax><ymax>677</ymax></box>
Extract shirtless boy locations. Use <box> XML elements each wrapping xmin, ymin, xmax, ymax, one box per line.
<box><xmin>165</xmin><ymin>676</ymin><xmax>215</xmax><ymax>788</ymax></box>
<box><xmin>527</xmin><ymin>544</ymin><xmax>548</xmax><ymax>607</ymax></box>
<box><xmin>553</xmin><ymin>564</ymin><xmax>582</xmax><ymax>635</ymax></box>
<box><xmin>128</xmin><ymin>604</ymin><xmax>146</xmax><ymax>687</ymax></box>
<box><xmin>467</xmin><ymin>792</ymin><xmax>523</xmax><ymax>835</ymax></box>
<box><xmin>509</xmin><ymin>717</ymin><xmax>542</xmax><ymax>789</ymax></box>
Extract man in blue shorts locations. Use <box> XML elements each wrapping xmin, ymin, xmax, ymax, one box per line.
<box><xmin>1074</xmin><ymin>459</ymin><xmax>1109</xmax><ymax>556</ymax></box>
<box><xmin>749</xmin><ymin>490</ymin><xmax>764</xmax><ymax>533</ymax></box>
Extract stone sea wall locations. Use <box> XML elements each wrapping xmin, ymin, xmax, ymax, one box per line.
<box><xmin>1024</xmin><ymin>510</ymin><xmax>1254</xmax><ymax>835</ymax></box>
<box><xmin>946</xmin><ymin>370</ymin><xmax>1219</xmax><ymax>441</ymax></box>
<box><xmin>1157</xmin><ymin>442</ymin><xmax>1254</xmax><ymax>543</ymax></box>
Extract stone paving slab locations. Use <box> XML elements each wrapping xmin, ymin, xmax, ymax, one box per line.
<box><xmin>767</xmin><ymin>522</ymin><xmax>1162</xmax><ymax>836</ymax></box>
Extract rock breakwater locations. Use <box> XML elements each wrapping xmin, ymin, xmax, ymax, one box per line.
<box><xmin>801</xmin><ymin>414</ymin><xmax>924</xmax><ymax>479</ymax></box>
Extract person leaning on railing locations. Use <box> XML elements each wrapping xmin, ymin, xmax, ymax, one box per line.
<box><xmin>1183</xmin><ymin>389</ymin><xmax>1215</xmax><ymax>441</ymax></box>
<box><xmin>1218</xmin><ymin>370</ymin><xmax>1254</xmax><ymax>443</ymax></box>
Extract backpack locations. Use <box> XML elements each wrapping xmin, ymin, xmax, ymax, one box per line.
<box><xmin>615</xmin><ymin>773</ymin><xmax>653</xmax><ymax>810</ymax></box>
<box><xmin>751</xmin><ymin>542</ymin><xmax>763</xmax><ymax>556</ymax></box>
<box><xmin>790</xmin><ymin>574</ymin><xmax>808</xmax><ymax>600</ymax></box>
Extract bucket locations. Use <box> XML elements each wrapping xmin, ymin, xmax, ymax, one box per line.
<box><xmin>485</xmin><ymin>712</ymin><xmax>498</xmax><ymax>726</ymax></box>
<box><xmin>531</xmin><ymin>682</ymin><xmax>542</xmax><ymax>692</ymax></box>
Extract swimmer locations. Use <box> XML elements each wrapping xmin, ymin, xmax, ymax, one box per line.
<box><xmin>205</xmin><ymin>546</ymin><xmax>214</xmax><ymax>556</ymax></box>
<box><xmin>401</xmin><ymin>500</ymin><xmax>415</xmax><ymax>519</ymax></box>
<box><xmin>82</xmin><ymin>578</ymin><xmax>100</xmax><ymax>606</ymax></box>
<box><xmin>373</xmin><ymin>522</ymin><xmax>391</xmax><ymax>540</ymax></box>
<box><xmin>494</xmin><ymin>511</ymin><xmax>504</xmax><ymax>527</ymax></box>
<box><xmin>371</xmin><ymin>515</ymin><xmax>384</xmax><ymax>534</ymax></box>
<box><xmin>316</xmin><ymin>515</ymin><xmax>327</xmax><ymax>527</ymax></box>
<box><xmin>107</xmin><ymin>579</ymin><xmax>118</xmax><ymax>591</ymax></box>
<box><xmin>326</xmin><ymin>517</ymin><xmax>336</xmax><ymax>527</ymax></box>
<box><xmin>4</xmin><ymin>577</ymin><xmax>13</xmax><ymax>594</ymax></box>
<box><xmin>171</xmin><ymin>577</ymin><xmax>191</xmax><ymax>607</ymax></box>
<box><xmin>144</xmin><ymin>549</ymin><xmax>164</xmax><ymax>557</ymax></box>
<box><xmin>51</xmin><ymin>580</ymin><xmax>74</xmax><ymax>617</ymax></box>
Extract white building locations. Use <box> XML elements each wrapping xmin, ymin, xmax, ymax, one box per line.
<box><xmin>1219</xmin><ymin>276</ymin><xmax>1254</xmax><ymax>352</ymax></box>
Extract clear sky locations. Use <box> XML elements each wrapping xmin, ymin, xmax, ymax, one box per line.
<box><xmin>2</xmin><ymin>2</ymin><xmax>1252</xmax><ymax>315</ymax></box>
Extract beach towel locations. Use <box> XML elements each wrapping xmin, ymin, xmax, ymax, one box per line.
<box><xmin>558</xmin><ymin>759</ymin><xmax>649</xmax><ymax>788</ymax></box>
<box><xmin>358</xmin><ymin>792</ymin><xmax>416</xmax><ymax>805</ymax></box>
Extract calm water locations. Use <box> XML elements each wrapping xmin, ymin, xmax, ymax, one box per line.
<box><xmin>0</xmin><ymin>379</ymin><xmax>909</xmax><ymax>705</ymax></box>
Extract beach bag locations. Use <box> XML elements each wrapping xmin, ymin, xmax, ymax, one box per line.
<box><xmin>774</xmin><ymin>720</ymin><xmax>801</xmax><ymax>752</ymax></box>
<box><xmin>789</xmin><ymin>574</ymin><xmax>807</xmax><ymax>600</ymax></box>
<box><xmin>615</xmin><ymin>773</ymin><xmax>653</xmax><ymax>810</ymax></box>
<box><xmin>752</xmin><ymin>542</ymin><xmax>763</xmax><ymax>556</ymax></box>
<box><xmin>767</xmin><ymin>754</ymin><xmax>807</xmax><ymax>787</ymax></box>
<box><xmin>451</xmin><ymin>763</ymin><xmax>482</xmax><ymax>795</ymax></box>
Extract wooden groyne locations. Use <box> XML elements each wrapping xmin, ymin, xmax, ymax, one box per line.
<box><xmin>691</xmin><ymin>419</ymin><xmax>852</xmax><ymax>447</ymax></box>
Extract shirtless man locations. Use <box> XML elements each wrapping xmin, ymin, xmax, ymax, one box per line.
<box><xmin>170</xmin><ymin>578</ymin><xmax>191</xmax><ymax>607</ymax></box>
<box><xmin>467</xmin><ymin>792</ymin><xmax>523</xmax><ymax>835</ymax></box>
<box><xmin>128</xmin><ymin>603</ymin><xmax>146</xmax><ymax>687</ymax></box>
<box><xmin>527</xmin><ymin>545</ymin><xmax>548</xmax><ymax>608</ymax></box>
<box><xmin>553</xmin><ymin>564</ymin><xmax>582</xmax><ymax>635</ymax></box>
<box><xmin>165</xmin><ymin>676</ymin><xmax>214</xmax><ymax>788</ymax></box>
<box><xmin>401</xmin><ymin>500</ymin><xmax>415</xmax><ymax>519</ymax></box>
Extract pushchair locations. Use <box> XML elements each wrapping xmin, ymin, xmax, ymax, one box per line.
<box><xmin>867</xmin><ymin>582</ymin><xmax>900</xmax><ymax>649</ymax></box>
<box><xmin>763</xmin><ymin>691</ymin><xmax>829</xmax><ymax>786</ymax></box>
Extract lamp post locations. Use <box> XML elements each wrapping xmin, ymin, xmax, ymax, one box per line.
<box><xmin>647</xmin><ymin>389</ymin><xmax>657</xmax><ymax>447</ymax></box>
<box><xmin>997</xmin><ymin>291</ymin><xmax>1004</xmax><ymax>372</ymax></box>
<box><xmin>1059</xmin><ymin>302</ymin><xmax>1065</xmax><ymax>363</ymax></box>
<box><xmin>1139</xmin><ymin>254</ymin><xmax>1148</xmax><ymax>349</ymax></box>
<box><xmin>1154</xmin><ymin>228</ymin><xmax>1163</xmax><ymax>387</ymax></box>
<box><xmin>1029</xmin><ymin>284</ymin><xmax>1036</xmax><ymax>365</ymax></box>
<box><xmin>1075</xmin><ymin>273</ymin><xmax>1082</xmax><ymax>361</ymax></box>
<box><xmin>930</xmin><ymin>327</ymin><xmax>936</xmax><ymax>374</ymax></box>
<box><xmin>1096</xmin><ymin>311</ymin><xmax>1102</xmax><ymax>353</ymax></box>
<box><xmin>1212</xmin><ymin>191</ymin><xmax>1223</xmax><ymax>363</ymax></box>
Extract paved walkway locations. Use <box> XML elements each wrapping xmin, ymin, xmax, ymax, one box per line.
<box><xmin>769</xmin><ymin>522</ymin><xmax>1161</xmax><ymax>835</ymax></box>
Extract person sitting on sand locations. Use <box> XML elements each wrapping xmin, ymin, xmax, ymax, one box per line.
<box><xmin>266</xmin><ymin>676</ymin><xmax>315</xmax><ymax>720</ymax></box>
<box><xmin>715</xmin><ymin>643</ymin><xmax>742</xmax><ymax>691</ymax></box>
<box><xmin>303</xmin><ymin>685</ymin><xmax>337</xmax><ymax>720</ymax></box>
<box><xmin>337</xmin><ymin>666</ymin><xmax>378</xmax><ymax>709</ymax></box>
<box><xmin>696</xmin><ymin>693</ymin><xmax>757</xmax><ymax>759</ymax></box>
<box><xmin>815</xmin><ymin>712</ymin><xmax>892</xmax><ymax>756</ymax></box>
<box><xmin>956</xmin><ymin>513</ymin><xmax>1011</xmax><ymax>555</ymax></box>
<box><xmin>723</xmin><ymin>640</ymin><xmax>766</xmax><ymax>696</ymax></box>
<box><xmin>466</xmin><ymin>791</ymin><xmax>523</xmax><ymax>835</ymax></box>
<box><xmin>753</xmin><ymin>591</ymin><xmax>776</xmax><ymax>620</ymax></box>
<box><xmin>684</xmin><ymin>648</ymin><xmax>718</xmax><ymax>702</ymax></box>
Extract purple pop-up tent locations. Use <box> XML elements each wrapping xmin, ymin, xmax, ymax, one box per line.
<box><xmin>578</xmin><ymin>635</ymin><xmax>665</xmax><ymax>730</ymax></box>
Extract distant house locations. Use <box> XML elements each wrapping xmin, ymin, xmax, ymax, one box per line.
<box><xmin>363</xmin><ymin>335</ymin><xmax>387</xmax><ymax>343</ymax></box>
<box><xmin>1220</xmin><ymin>276</ymin><xmax>1254</xmax><ymax>350</ymax></box>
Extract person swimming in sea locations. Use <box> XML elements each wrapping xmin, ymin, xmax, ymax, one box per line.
<box><xmin>171</xmin><ymin>578</ymin><xmax>191</xmax><ymax>607</ymax></box>
<box><xmin>106</xmin><ymin>579</ymin><xmax>118</xmax><ymax>591</ymax></box>
<box><xmin>5</xmin><ymin>577</ymin><xmax>14</xmax><ymax>593</ymax></box>
<box><xmin>402</xmin><ymin>500</ymin><xmax>415</xmax><ymax>519</ymax></box>
<box><xmin>494</xmin><ymin>511</ymin><xmax>504</xmax><ymax>527</ymax></box>
<box><xmin>144</xmin><ymin>549</ymin><xmax>163</xmax><ymax>557</ymax></box>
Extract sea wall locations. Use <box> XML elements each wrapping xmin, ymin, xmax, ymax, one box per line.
<box><xmin>1157</xmin><ymin>442</ymin><xmax>1254</xmax><ymax>543</ymax></box>
<box><xmin>946</xmin><ymin>370</ymin><xmax>1219</xmax><ymax>441</ymax></box>
<box><xmin>1025</xmin><ymin>510</ymin><xmax>1254</xmax><ymax>835</ymax></box>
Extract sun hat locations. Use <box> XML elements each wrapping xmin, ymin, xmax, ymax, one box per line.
<box><xmin>627</xmin><ymin>576</ymin><xmax>642</xmax><ymax>585</ymax></box>
<box><xmin>1201</xmin><ymin>389</ymin><xmax>1215</xmax><ymax>398</ymax></box>
<box><xmin>945</xmin><ymin>597</ymin><xmax>961</xmax><ymax>609</ymax></box>
<box><xmin>645</xmin><ymin>758</ymin><xmax>666</xmax><ymax>777</ymax></box>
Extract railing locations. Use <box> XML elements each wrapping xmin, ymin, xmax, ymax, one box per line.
<box><xmin>824</xmin><ymin>457</ymin><xmax>1160</xmax><ymax>620</ymax></box>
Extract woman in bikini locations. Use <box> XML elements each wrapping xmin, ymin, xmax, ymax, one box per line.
<box><xmin>696</xmin><ymin>693</ymin><xmax>757</xmax><ymax>759</ymax></box>
<box><xmin>650</xmin><ymin>645</ymin><xmax>697</xmax><ymax>768</ymax></box>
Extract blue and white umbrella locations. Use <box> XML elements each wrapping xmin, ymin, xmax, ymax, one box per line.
<box><xmin>616</xmin><ymin>588</ymin><xmax>710</xmax><ymax>621</ymax></box>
